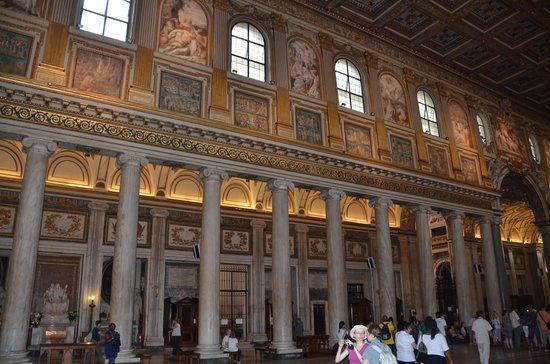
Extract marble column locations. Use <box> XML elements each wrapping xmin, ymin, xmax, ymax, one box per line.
<box><xmin>110</xmin><ymin>153</ymin><xmax>147</xmax><ymax>360</ymax></box>
<box><xmin>196</xmin><ymin>168</ymin><xmax>228</xmax><ymax>359</ymax></box>
<box><xmin>144</xmin><ymin>209</ymin><xmax>169</xmax><ymax>348</ymax></box>
<box><xmin>250</xmin><ymin>219</ymin><xmax>268</xmax><ymax>343</ymax></box>
<box><xmin>268</xmin><ymin>179</ymin><xmax>300</xmax><ymax>355</ymax></box>
<box><xmin>537</xmin><ymin>221</ymin><xmax>550</xmax><ymax>272</ymax></box>
<box><xmin>0</xmin><ymin>138</ymin><xmax>56</xmax><ymax>364</ymax></box>
<box><xmin>79</xmin><ymin>201</ymin><xmax>109</xmax><ymax>333</ymax></box>
<box><xmin>491</xmin><ymin>215</ymin><xmax>511</xmax><ymax>310</ymax></box>
<box><xmin>321</xmin><ymin>189</ymin><xmax>347</xmax><ymax>345</ymax></box>
<box><xmin>445</xmin><ymin>211</ymin><xmax>473</xmax><ymax>322</ymax></box>
<box><xmin>411</xmin><ymin>205</ymin><xmax>437</xmax><ymax>318</ymax></box>
<box><xmin>295</xmin><ymin>223</ymin><xmax>311</xmax><ymax>335</ymax></box>
<box><xmin>479</xmin><ymin>216</ymin><xmax>502</xmax><ymax>316</ymax></box>
<box><xmin>370</xmin><ymin>197</ymin><xmax>396</xmax><ymax>320</ymax></box>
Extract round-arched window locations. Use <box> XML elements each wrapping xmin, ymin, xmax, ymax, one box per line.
<box><xmin>230</xmin><ymin>22</ymin><xmax>266</xmax><ymax>82</ymax></box>
<box><xmin>335</xmin><ymin>59</ymin><xmax>364</xmax><ymax>113</ymax></box>
<box><xmin>417</xmin><ymin>90</ymin><xmax>440</xmax><ymax>137</ymax></box>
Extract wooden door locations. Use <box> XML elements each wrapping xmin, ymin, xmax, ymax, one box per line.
<box><xmin>175</xmin><ymin>297</ymin><xmax>198</xmax><ymax>347</ymax></box>
<box><xmin>313</xmin><ymin>303</ymin><xmax>326</xmax><ymax>335</ymax></box>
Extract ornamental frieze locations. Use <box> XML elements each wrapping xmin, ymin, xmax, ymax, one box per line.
<box><xmin>0</xmin><ymin>98</ymin><xmax>493</xmax><ymax>210</ymax></box>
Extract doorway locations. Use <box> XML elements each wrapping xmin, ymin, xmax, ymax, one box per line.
<box><xmin>311</xmin><ymin>301</ymin><xmax>327</xmax><ymax>335</ymax></box>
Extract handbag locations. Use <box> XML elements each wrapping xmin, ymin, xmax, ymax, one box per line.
<box><xmin>416</xmin><ymin>335</ymin><xmax>428</xmax><ymax>363</ymax></box>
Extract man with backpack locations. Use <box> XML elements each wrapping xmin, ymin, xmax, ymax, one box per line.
<box><xmin>358</xmin><ymin>323</ymin><xmax>397</xmax><ymax>364</ymax></box>
<box><xmin>379</xmin><ymin>315</ymin><xmax>396</xmax><ymax>354</ymax></box>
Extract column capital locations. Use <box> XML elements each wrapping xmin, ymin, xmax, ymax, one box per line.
<box><xmin>267</xmin><ymin>179</ymin><xmax>294</xmax><ymax>191</ymax></box>
<box><xmin>443</xmin><ymin>211</ymin><xmax>465</xmax><ymax>221</ymax></box>
<box><xmin>150</xmin><ymin>208</ymin><xmax>169</xmax><ymax>218</ymax></box>
<box><xmin>491</xmin><ymin>214</ymin><xmax>502</xmax><ymax>225</ymax></box>
<box><xmin>474</xmin><ymin>215</ymin><xmax>492</xmax><ymax>225</ymax></box>
<box><xmin>88</xmin><ymin>201</ymin><xmax>109</xmax><ymax>212</ymax></box>
<box><xmin>295</xmin><ymin>223</ymin><xmax>309</xmax><ymax>233</ymax></box>
<box><xmin>320</xmin><ymin>189</ymin><xmax>346</xmax><ymax>201</ymax></box>
<box><xmin>409</xmin><ymin>204</ymin><xmax>432</xmax><ymax>214</ymax></box>
<box><xmin>368</xmin><ymin>196</ymin><xmax>392</xmax><ymax>208</ymax></box>
<box><xmin>117</xmin><ymin>153</ymin><xmax>148</xmax><ymax>168</ymax></box>
<box><xmin>250</xmin><ymin>219</ymin><xmax>266</xmax><ymax>229</ymax></box>
<box><xmin>199</xmin><ymin>167</ymin><xmax>228</xmax><ymax>182</ymax></box>
<box><xmin>21</xmin><ymin>137</ymin><xmax>57</xmax><ymax>156</ymax></box>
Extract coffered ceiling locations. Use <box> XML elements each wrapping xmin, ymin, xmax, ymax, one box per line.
<box><xmin>298</xmin><ymin>0</ymin><xmax>550</xmax><ymax>119</ymax></box>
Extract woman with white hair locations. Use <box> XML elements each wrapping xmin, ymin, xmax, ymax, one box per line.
<box><xmin>335</xmin><ymin>324</ymin><xmax>369</xmax><ymax>364</ymax></box>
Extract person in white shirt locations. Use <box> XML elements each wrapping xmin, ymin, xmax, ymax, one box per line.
<box><xmin>435</xmin><ymin>312</ymin><xmax>447</xmax><ymax>337</ymax></box>
<box><xmin>510</xmin><ymin>308</ymin><xmax>522</xmax><ymax>349</ymax></box>
<box><xmin>418</xmin><ymin>319</ymin><xmax>453</xmax><ymax>364</ymax></box>
<box><xmin>395</xmin><ymin>322</ymin><xmax>416</xmax><ymax>364</ymax></box>
<box><xmin>227</xmin><ymin>332</ymin><xmax>241</xmax><ymax>362</ymax></box>
<box><xmin>169</xmin><ymin>319</ymin><xmax>182</xmax><ymax>355</ymax></box>
<box><xmin>491</xmin><ymin>310</ymin><xmax>502</xmax><ymax>344</ymax></box>
<box><xmin>472</xmin><ymin>310</ymin><xmax>493</xmax><ymax>364</ymax></box>
<box><xmin>221</xmin><ymin>329</ymin><xmax>231</xmax><ymax>351</ymax></box>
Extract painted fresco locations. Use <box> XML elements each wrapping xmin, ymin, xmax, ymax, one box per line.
<box><xmin>427</xmin><ymin>145</ymin><xmax>449</xmax><ymax>176</ymax></box>
<box><xmin>460</xmin><ymin>155</ymin><xmax>478</xmax><ymax>184</ymax></box>
<box><xmin>344</xmin><ymin>123</ymin><xmax>372</xmax><ymax>158</ymax></box>
<box><xmin>234</xmin><ymin>91</ymin><xmax>269</xmax><ymax>132</ymax></box>
<box><xmin>544</xmin><ymin>139</ymin><xmax>550</xmax><ymax>174</ymax></box>
<box><xmin>495</xmin><ymin>119</ymin><xmax>524</xmax><ymax>157</ymax></box>
<box><xmin>390</xmin><ymin>135</ymin><xmax>414</xmax><ymax>167</ymax></box>
<box><xmin>158</xmin><ymin>71</ymin><xmax>202</xmax><ymax>116</ymax></box>
<box><xmin>1</xmin><ymin>0</ymin><xmax>47</xmax><ymax>17</ymax></box>
<box><xmin>295</xmin><ymin>107</ymin><xmax>323</xmax><ymax>145</ymax></box>
<box><xmin>449</xmin><ymin>101</ymin><xmax>473</xmax><ymax>148</ymax></box>
<box><xmin>379</xmin><ymin>74</ymin><xmax>409</xmax><ymax>126</ymax></box>
<box><xmin>158</xmin><ymin>0</ymin><xmax>208</xmax><ymax>65</ymax></box>
<box><xmin>72</xmin><ymin>49</ymin><xmax>124</xmax><ymax>98</ymax></box>
<box><xmin>0</xmin><ymin>28</ymin><xmax>32</xmax><ymax>76</ymax></box>
<box><xmin>288</xmin><ymin>39</ymin><xmax>321</xmax><ymax>99</ymax></box>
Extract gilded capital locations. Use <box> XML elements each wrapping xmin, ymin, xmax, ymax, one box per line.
<box><xmin>199</xmin><ymin>167</ymin><xmax>229</xmax><ymax>182</ymax></box>
<box><xmin>320</xmin><ymin>188</ymin><xmax>346</xmax><ymax>201</ymax></box>
<box><xmin>21</xmin><ymin>137</ymin><xmax>57</xmax><ymax>156</ymax></box>
<box><xmin>267</xmin><ymin>179</ymin><xmax>295</xmax><ymax>191</ymax></box>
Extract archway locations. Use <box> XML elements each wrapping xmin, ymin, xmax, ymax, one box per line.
<box><xmin>435</xmin><ymin>261</ymin><xmax>456</xmax><ymax>316</ymax></box>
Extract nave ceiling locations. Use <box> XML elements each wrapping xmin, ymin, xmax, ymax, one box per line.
<box><xmin>0</xmin><ymin>138</ymin><xmax>540</xmax><ymax>244</ymax></box>
<box><xmin>294</xmin><ymin>0</ymin><xmax>550</xmax><ymax>118</ymax></box>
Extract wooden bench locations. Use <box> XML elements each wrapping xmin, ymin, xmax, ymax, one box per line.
<box><xmin>39</xmin><ymin>343</ymin><xmax>96</xmax><ymax>364</ymax></box>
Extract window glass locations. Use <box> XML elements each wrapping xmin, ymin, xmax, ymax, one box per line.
<box><xmin>529</xmin><ymin>136</ymin><xmax>540</xmax><ymax>163</ymax></box>
<box><xmin>417</xmin><ymin>90</ymin><xmax>440</xmax><ymax>137</ymax></box>
<box><xmin>334</xmin><ymin>59</ymin><xmax>364</xmax><ymax>113</ymax></box>
<box><xmin>80</xmin><ymin>0</ymin><xmax>132</xmax><ymax>42</ymax></box>
<box><xmin>230</xmin><ymin>22</ymin><xmax>266</xmax><ymax>82</ymax></box>
<box><xmin>476</xmin><ymin>114</ymin><xmax>488</xmax><ymax>145</ymax></box>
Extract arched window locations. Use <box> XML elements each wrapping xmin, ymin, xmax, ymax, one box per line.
<box><xmin>476</xmin><ymin>114</ymin><xmax>489</xmax><ymax>145</ymax></box>
<box><xmin>417</xmin><ymin>90</ymin><xmax>440</xmax><ymax>137</ymax></box>
<box><xmin>335</xmin><ymin>59</ymin><xmax>364</xmax><ymax>112</ymax></box>
<box><xmin>230</xmin><ymin>22</ymin><xmax>266</xmax><ymax>82</ymax></box>
<box><xmin>528</xmin><ymin>135</ymin><xmax>541</xmax><ymax>163</ymax></box>
<box><xmin>79</xmin><ymin>0</ymin><xmax>134</xmax><ymax>42</ymax></box>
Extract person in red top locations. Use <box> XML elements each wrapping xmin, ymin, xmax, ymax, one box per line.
<box><xmin>537</xmin><ymin>304</ymin><xmax>550</xmax><ymax>351</ymax></box>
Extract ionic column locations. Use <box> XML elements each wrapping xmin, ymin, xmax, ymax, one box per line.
<box><xmin>537</xmin><ymin>221</ymin><xmax>550</xmax><ymax>272</ymax></box>
<box><xmin>144</xmin><ymin>209</ymin><xmax>169</xmax><ymax>348</ymax></box>
<box><xmin>251</xmin><ymin>219</ymin><xmax>268</xmax><ymax>343</ymax></box>
<box><xmin>478</xmin><ymin>216</ymin><xmax>502</xmax><ymax>316</ymax></box>
<box><xmin>295</xmin><ymin>223</ymin><xmax>311</xmax><ymax>334</ymax></box>
<box><xmin>110</xmin><ymin>153</ymin><xmax>147</xmax><ymax>359</ymax></box>
<box><xmin>0</xmin><ymin>138</ymin><xmax>56</xmax><ymax>364</ymax></box>
<box><xmin>321</xmin><ymin>189</ymin><xmax>347</xmax><ymax>345</ymax></box>
<box><xmin>491</xmin><ymin>214</ymin><xmax>511</xmax><ymax>310</ymax></box>
<box><xmin>196</xmin><ymin>168</ymin><xmax>228</xmax><ymax>359</ymax></box>
<box><xmin>508</xmin><ymin>249</ymin><xmax>519</xmax><ymax>295</ymax></box>
<box><xmin>79</xmin><ymin>201</ymin><xmax>109</xmax><ymax>333</ymax></box>
<box><xmin>411</xmin><ymin>205</ymin><xmax>437</xmax><ymax>318</ymax></box>
<box><xmin>444</xmin><ymin>211</ymin><xmax>473</xmax><ymax>322</ymax></box>
<box><xmin>370</xmin><ymin>197</ymin><xmax>396</xmax><ymax>320</ymax></box>
<box><xmin>268</xmin><ymin>179</ymin><xmax>299</xmax><ymax>354</ymax></box>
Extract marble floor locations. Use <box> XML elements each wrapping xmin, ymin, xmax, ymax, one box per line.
<box><xmin>137</xmin><ymin>344</ymin><xmax>550</xmax><ymax>363</ymax></box>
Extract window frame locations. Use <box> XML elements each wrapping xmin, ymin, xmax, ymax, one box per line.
<box><xmin>334</xmin><ymin>58</ymin><xmax>365</xmax><ymax>113</ymax></box>
<box><xmin>77</xmin><ymin>0</ymin><xmax>136</xmax><ymax>43</ymax></box>
<box><xmin>230</xmin><ymin>21</ymin><xmax>267</xmax><ymax>83</ymax></box>
<box><xmin>417</xmin><ymin>90</ymin><xmax>440</xmax><ymax>137</ymax></box>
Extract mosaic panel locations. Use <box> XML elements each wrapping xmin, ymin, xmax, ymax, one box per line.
<box><xmin>158</xmin><ymin>71</ymin><xmax>202</xmax><ymax>116</ymax></box>
<box><xmin>221</xmin><ymin>229</ymin><xmax>250</xmax><ymax>253</ymax></box>
<box><xmin>167</xmin><ymin>223</ymin><xmax>200</xmax><ymax>249</ymax></box>
<box><xmin>460</xmin><ymin>155</ymin><xmax>479</xmax><ymax>184</ymax></box>
<box><xmin>105</xmin><ymin>217</ymin><xmax>149</xmax><ymax>246</ymax></box>
<box><xmin>390</xmin><ymin>135</ymin><xmax>414</xmax><ymax>168</ymax></box>
<box><xmin>295</xmin><ymin>107</ymin><xmax>323</xmax><ymax>145</ymax></box>
<box><xmin>234</xmin><ymin>91</ymin><xmax>269</xmax><ymax>132</ymax></box>
<box><xmin>40</xmin><ymin>210</ymin><xmax>86</xmax><ymax>241</ymax></box>
<box><xmin>427</xmin><ymin>145</ymin><xmax>449</xmax><ymax>176</ymax></box>
<box><xmin>344</xmin><ymin>123</ymin><xmax>372</xmax><ymax>158</ymax></box>
<box><xmin>0</xmin><ymin>28</ymin><xmax>33</xmax><ymax>76</ymax></box>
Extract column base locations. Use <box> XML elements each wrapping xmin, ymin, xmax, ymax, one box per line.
<box><xmin>250</xmin><ymin>332</ymin><xmax>268</xmax><ymax>344</ymax></box>
<box><xmin>195</xmin><ymin>345</ymin><xmax>229</xmax><ymax>360</ymax></box>
<box><xmin>0</xmin><ymin>351</ymin><xmax>32</xmax><ymax>364</ymax></box>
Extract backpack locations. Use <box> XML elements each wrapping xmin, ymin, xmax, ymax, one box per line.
<box><xmin>380</xmin><ymin>323</ymin><xmax>391</xmax><ymax>341</ymax></box>
<box><xmin>371</xmin><ymin>343</ymin><xmax>398</xmax><ymax>364</ymax></box>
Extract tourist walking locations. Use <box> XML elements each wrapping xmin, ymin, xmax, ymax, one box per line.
<box><xmin>395</xmin><ymin>322</ymin><xmax>416</xmax><ymax>364</ymax></box>
<box><xmin>502</xmin><ymin>309</ymin><xmax>513</xmax><ymax>349</ymax></box>
<box><xmin>417</xmin><ymin>319</ymin><xmax>453</xmax><ymax>364</ymax></box>
<box><xmin>435</xmin><ymin>312</ymin><xmax>447</xmax><ymax>337</ymax></box>
<box><xmin>472</xmin><ymin>310</ymin><xmax>493</xmax><ymax>364</ymax></box>
<box><xmin>105</xmin><ymin>323</ymin><xmax>120</xmax><ymax>364</ymax></box>
<box><xmin>491</xmin><ymin>310</ymin><xmax>502</xmax><ymax>344</ymax></box>
<box><xmin>538</xmin><ymin>305</ymin><xmax>550</xmax><ymax>351</ymax></box>
<box><xmin>169</xmin><ymin>319</ymin><xmax>182</xmax><ymax>355</ymax></box>
<box><xmin>379</xmin><ymin>315</ymin><xmax>396</xmax><ymax>354</ymax></box>
<box><xmin>510</xmin><ymin>308</ymin><xmax>523</xmax><ymax>349</ymax></box>
<box><xmin>335</xmin><ymin>324</ymin><xmax>369</xmax><ymax>364</ymax></box>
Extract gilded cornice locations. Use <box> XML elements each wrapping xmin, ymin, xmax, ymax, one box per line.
<box><xmin>0</xmin><ymin>94</ymin><xmax>495</xmax><ymax>210</ymax></box>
